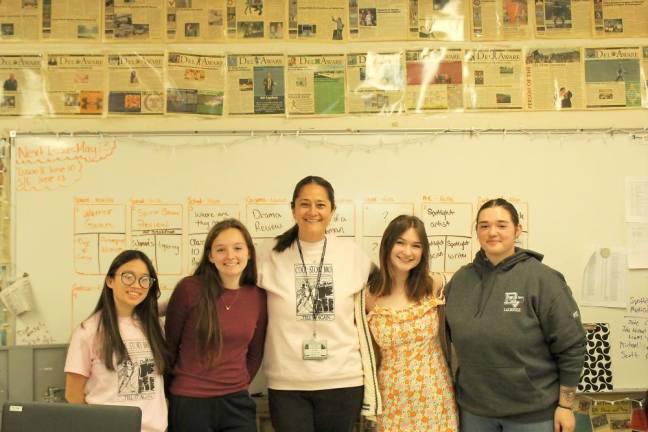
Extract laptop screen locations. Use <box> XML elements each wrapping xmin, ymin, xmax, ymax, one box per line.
<box><xmin>1</xmin><ymin>401</ymin><xmax>141</xmax><ymax>432</ymax></box>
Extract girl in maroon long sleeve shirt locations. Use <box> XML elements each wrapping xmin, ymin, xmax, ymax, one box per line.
<box><xmin>165</xmin><ymin>219</ymin><xmax>267</xmax><ymax>432</ymax></box>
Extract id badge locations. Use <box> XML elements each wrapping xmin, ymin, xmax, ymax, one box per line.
<box><xmin>302</xmin><ymin>338</ymin><xmax>328</xmax><ymax>360</ymax></box>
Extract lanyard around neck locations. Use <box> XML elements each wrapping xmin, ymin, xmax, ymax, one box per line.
<box><xmin>296</xmin><ymin>236</ymin><xmax>327</xmax><ymax>327</ymax></box>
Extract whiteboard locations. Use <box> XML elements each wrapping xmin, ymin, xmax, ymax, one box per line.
<box><xmin>13</xmin><ymin>132</ymin><xmax>648</xmax><ymax>390</ymax></box>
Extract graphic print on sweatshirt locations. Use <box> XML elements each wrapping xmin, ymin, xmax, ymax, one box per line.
<box><xmin>116</xmin><ymin>339</ymin><xmax>157</xmax><ymax>401</ymax></box>
<box><xmin>295</xmin><ymin>263</ymin><xmax>334</xmax><ymax>321</ymax></box>
<box><xmin>503</xmin><ymin>292</ymin><xmax>524</xmax><ymax>312</ymax></box>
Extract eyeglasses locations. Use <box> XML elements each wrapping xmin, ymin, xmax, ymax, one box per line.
<box><xmin>119</xmin><ymin>271</ymin><xmax>155</xmax><ymax>289</ymax></box>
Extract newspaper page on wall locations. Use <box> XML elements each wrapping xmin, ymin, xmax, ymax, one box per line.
<box><xmin>227</xmin><ymin>54</ymin><xmax>285</xmax><ymax>115</ymax></box>
<box><xmin>347</xmin><ymin>51</ymin><xmax>405</xmax><ymax>114</ymax></box>
<box><xmin>470</xmin><ymin>0</ymin><xmax>532</xmax><ymax>40</ymax></box>
<box><xmin>0</xmin><ymin>0</ymin><xmax>40</xmax><ymax>41</ymax></box>
<box><xmin>593</xmin><ymin>0</ymin><xmax>648</xmax><ymax>38</ymax></box>
<box><xmin>105</xmin><ymin>0</ymin><xmax>164</xmax><ymax>41</ymax></box>
<box><xmin>166</xmin><ymin>0</ymin><xmax>227</xmax><ymax>42</ymax></box>
<box><xmin>166</xmin><ymin>52</ymin><xmax>225</xmax><ymax>116</ymax></box>
<box><xmin>227</xmin><ymin>0</ymin><xmax>286</xmax><ymax>40</ymax></box>
<box><xmin>108</xmin><ymin>53</ymin><xmax>164</xmax><ymax>115</ymax></box>
<box><xmin>464</xmin><ymin>49</ymin><xmax>524</xmax><ymax>110</ymax></box>
<box><xmin>642</xmin><ymin>47</ymin><xmax>648</xmax><ymax>108</ymax></box>
<box><xmin>408</xmin><ymin>0</ymin><xmax>465</xmax><ymax>40</ymax></box>
<box><xmin>286</xmin><ymin>54</ymin><xmax>345</xmax><ymax>115</ymax></box>
<box><xmin>525</xmin><ymin>47</ymin><xmax>584</xmax><ymax>110</ymax></box>
<box><xmin>405</xmin><ymin>48</ymin><xmax>463</xmax><ymax>111</ymax></box>
<box><xmin>45</xmin><ymin>54</ymin><xmax>105</xmax><ymax>116</ymax></box>
<box><xmin>42</xmin><ymin>0</ymin><xmax>100</xmax><ymax>40</ymax></box>
<box><xmin>348</xmin><ymin>0</ymin><xmax>408</xmax><ymax>41</ymax></box>
<box><xmin>584</xmin><ymin>47</ymin><xmax>642</xmax><ymax>109</ymax></box>
<box><xmin>0</xmin><ymin>55</ymin><xmax>46</xmax><ymax>116</ymax></box>
<box><xmin>534</xmin><ymin>0</ymin><xmax>592</xmax><ymax>38</ymax></box>
<box><xmin>288</xmin><ymin>0</ymin><xmax>348</xmax><ymax>41</ymax></box>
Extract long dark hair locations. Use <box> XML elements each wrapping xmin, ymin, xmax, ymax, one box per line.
<box><xmin>273</xmin><ymin>175</ymin><xmax>336</xmax><ymax>252</ymax></box>
<box><xmin>367</xmin><ymin>215</ymin><xmax>433</xmax><ymax>302</ymax></box>
<box><xmin>90</xmin><ymin>249</ymin><xmax>168</xmax><ymax>373</ymax></box>
<box><xmin>193</xmin><ymin>218</ymin><xmax>257</xmax><ymax>365</ymax></box>
<box><xmin>476</xmin><ymin>198</ymin><xmax>520</xmax><ymax>226</ymax></box>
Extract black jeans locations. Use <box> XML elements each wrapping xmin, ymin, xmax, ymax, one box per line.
<box><xmin>268</xmin><ymin>386</ymin><xmax>363</xmax><ymax>432</ymax></box>
<box><xmin>168</xmin><ymin>390</ymin><xmax>257</xmax><ymax>432</ymax></box>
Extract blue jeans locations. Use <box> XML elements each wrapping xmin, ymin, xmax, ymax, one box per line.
<box><xmin>461</xmin><ymin>409</ymin><xmax>554</xmax><ymax>432</ymax></box>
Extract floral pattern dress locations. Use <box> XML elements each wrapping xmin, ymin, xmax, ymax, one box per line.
<box><xmin>368</xmin><ymin>296</ymin><xmax>458</xmax><ymax>432</ymax></box>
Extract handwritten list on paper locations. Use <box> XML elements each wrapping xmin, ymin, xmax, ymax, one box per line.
<box><xmin>628</xmin><ymin>295</ymin><xmax>648</xmax><ymax>316</ymax></box>
<box><xmin>421</xmin><ymin>201</ymin><xmax>473</xmax><ymax>273</ymax></box>
<box><xmin>619</xmin><ymin>316</ymin><xmax>648</xmax><ymax>361</ymax></box>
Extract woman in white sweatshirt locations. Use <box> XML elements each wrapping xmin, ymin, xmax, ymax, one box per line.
<box><xmin>257</xmin><ymin>175</ymin><xmax>379</xmax><ymax>432</ymax></box>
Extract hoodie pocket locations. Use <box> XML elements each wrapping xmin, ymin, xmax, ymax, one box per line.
<box><xmin>457</xmin><ymin>365</ymin><xmax>544</xmax><ymax>417</ymax></box>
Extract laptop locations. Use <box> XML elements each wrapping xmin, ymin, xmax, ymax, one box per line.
<box><xmin>1</xmin><ymin>401</ymin><xmax>141</xmax><ymax>432</ymax></box>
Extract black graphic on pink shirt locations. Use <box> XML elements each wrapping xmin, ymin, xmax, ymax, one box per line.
<box><xmin>116</xmin><ymin>339</ymin><xmax>157</xmax><ymax>401</ymax></box>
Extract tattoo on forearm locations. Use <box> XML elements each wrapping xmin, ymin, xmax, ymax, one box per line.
<box><xmin>560</xmin><ymin>388</ymin><xmax>576</xmax><ymax>404</ymax></box>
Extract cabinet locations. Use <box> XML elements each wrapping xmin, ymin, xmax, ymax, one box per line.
<box><xmin>0</xmin><ymin>344</ymin><xmax>67</xmax><ymax>405</ymax></box>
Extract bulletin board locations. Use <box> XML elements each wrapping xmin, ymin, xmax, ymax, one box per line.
<box><xmin>10</xmin><ymin>130</ymin><xmax>648</xmax><ymax>390</ymax></box>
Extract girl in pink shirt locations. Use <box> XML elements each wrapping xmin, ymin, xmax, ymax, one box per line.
<box><xmin>64</xmin><ymin>250</ymin><xmax>169</xmax><ymax>432</ymax></box>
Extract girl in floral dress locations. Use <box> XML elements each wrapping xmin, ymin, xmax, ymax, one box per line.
<box><xmin>366</xmin><ymin>215</ymin><xmax>458</xmax><ymax>432</ymax></box>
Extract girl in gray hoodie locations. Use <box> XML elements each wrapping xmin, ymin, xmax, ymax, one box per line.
<box><xmin>445</xmin><ymin>198</ymin><xmax>586</xmax><ymax>432</ymax></box>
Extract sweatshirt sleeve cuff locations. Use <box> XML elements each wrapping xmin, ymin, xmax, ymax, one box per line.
<box><xmin>559</xmin><ymin>371</ymin><xmax>583</xmax><ymax>388</ymax></box>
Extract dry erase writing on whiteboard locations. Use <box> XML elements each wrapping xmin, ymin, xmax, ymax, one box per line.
<box><xmin>17</xmin><ymin>160</ymin><xmax>82</xmax><ymax>191</ymax></box>
<box><xmin>246</xmin><ymin>203</ymin><xmax>291</xmax><ymax>237</ymax></box>
<box><xmin>326</xmin><ymin>202</ymin><xmax>355</xmax><ymax>237</ymax></box>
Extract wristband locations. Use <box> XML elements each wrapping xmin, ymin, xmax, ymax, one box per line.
<box><xmin>557</xmin><ymin>404</ymin><xmax>573</xmax><ymax>410</ymax></box>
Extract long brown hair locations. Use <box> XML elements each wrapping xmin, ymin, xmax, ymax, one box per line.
<box><xmin>90</xmin><ymin>249</ymin><xmax>168</xmax><ymax>373</ymax></box>
<box><xmin>193</xmin><ymin>218</ymin><xmax>257</xmax><ymax>365</ymax></box>
<box><xmin>367</xmin><ymin>215</ymin><xmax>433</xmax><ymax>302</ymax></box>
